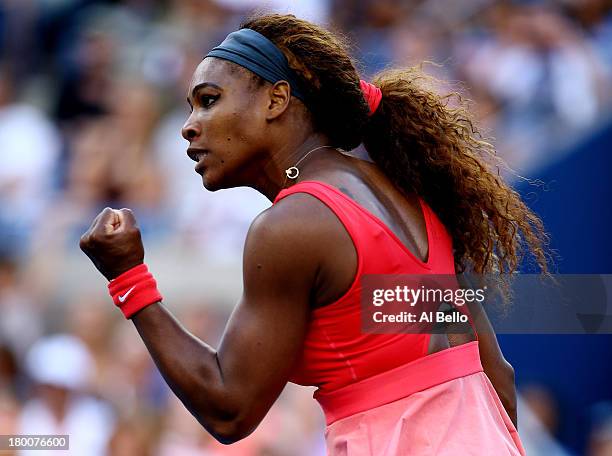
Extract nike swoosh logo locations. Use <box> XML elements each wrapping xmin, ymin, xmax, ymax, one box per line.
<box><xmin>118</xmin><ymin>286</ymin><xmax>136</xmax><ymax>303</ymax></box>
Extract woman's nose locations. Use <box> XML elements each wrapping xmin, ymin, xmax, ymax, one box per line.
<box><xmin>181</xmin><ymin>116</ymin><xmax>201</xmax><ymax>142</ymax></box>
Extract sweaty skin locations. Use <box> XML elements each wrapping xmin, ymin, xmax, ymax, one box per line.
<box><xmin>79</xmin><ymin>57</ymin><xmax>517</xmax><ymax>443</ymax></box>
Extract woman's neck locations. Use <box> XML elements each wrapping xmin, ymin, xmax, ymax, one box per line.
<box><xmin>253</xmin><ymin>134</ymin><xmax>333</xmax><ymax>201</ymax></box>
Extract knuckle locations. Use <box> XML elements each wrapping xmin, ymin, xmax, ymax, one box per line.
<box><xmin>91</xmin><ymin>230</ymin><xmax>106</xmax><ymax>242</ymax></box>
<box><xmin>101</xmin><ymin>207</ymin><xmax>114</xmax><ymax>217</ymax></box>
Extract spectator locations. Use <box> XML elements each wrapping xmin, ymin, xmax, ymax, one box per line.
<box><xmin>19</xmin><ymin>334</ymin><xmax>115</xmax><ymax>456</ymax></box>
<box><xmin>0</xmin><ymin>68</ymin><xmax>61</xmax><ymax>257</ymax></box>
<box><xmin>0</xmin><ymin>255</ymin><xmax>43</xmax><ymax>358</ymax></box>
<box><xmin>66</xmin><ymin>79</ymin><xmax>165</xmax><ymax>217</ymax></box>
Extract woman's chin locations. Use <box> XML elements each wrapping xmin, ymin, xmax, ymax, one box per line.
<box><xmin>201</xmin><ymin>175</ymin><xmax>216</xmax><ymax>191</ymax></box>
<box><xmin>200</xmin><ymin>172</ymin><xmax>223</xmax><ymax>191</ymax></box>
<box><xmin>199</xmin><ymin>166</ymin><xmax>241</xmax><ymax>191</ymax></box>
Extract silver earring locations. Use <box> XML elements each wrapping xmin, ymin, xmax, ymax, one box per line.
<box><xmin>285</xmin><ymin>167</ymin><xmax>299</xmax><ymax>179</ymax></box>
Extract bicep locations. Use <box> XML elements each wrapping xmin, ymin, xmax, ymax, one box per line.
<box><xmin>213</xmin><ymin>204</ymin><xmax>321</xmax><ymax>437</ymax></box>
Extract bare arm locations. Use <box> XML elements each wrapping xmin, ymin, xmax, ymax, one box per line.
<box><xmin>451</xmin><ymin>275</ymin><xmax>518</xmax><ymax>427</ymax></box>
<box><xmin>470</xmin><ymin>302</ymin><xmax>518</xmax><ymax>427</ymax></box>
<box><xmin>80</xmin><ymin>200</ymin><xmax>326</xmax><ymax>443</ymax></box>
<box><xmin>133</xmin><ymin>202</ymin><xmax>327</xmax><ymax>442</ymax></box>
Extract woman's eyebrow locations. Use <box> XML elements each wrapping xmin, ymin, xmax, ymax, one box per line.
<box><xmin>188</xmin><ymin>82</ymin><xmax>223</xmax><ymax>100</ymax></box>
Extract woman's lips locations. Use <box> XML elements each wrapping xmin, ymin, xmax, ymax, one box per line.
<box><xmin>195</xmin><ymin>157</ymin><xmax>206</xmax><ymax>174</ymax></box>
<box><xmin>187</xmin><ymin>147</ymin><xmax>207</xmax><ymax>162</ymax></box>
<box><xmin>187</xmin><ymin>147</ymin><xmax>208</xmax><ymax>174</ymax></box>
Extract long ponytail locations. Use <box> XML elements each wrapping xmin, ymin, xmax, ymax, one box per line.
<box><xmin>363</xmin><ymin>67</ymin><xmax>550</xmax><ymax>274</ymax></box>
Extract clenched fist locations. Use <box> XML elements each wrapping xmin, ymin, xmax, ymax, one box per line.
<box><xmin>79</xmin><ymin>207</ymin><xmax>145</xmax><ymax>281</ymax></box>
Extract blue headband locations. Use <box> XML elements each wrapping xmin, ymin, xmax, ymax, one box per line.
<box><xmin>205</xmin><ymin>28</ymin><xmax>305</xmax><ymax>101</ymax></box>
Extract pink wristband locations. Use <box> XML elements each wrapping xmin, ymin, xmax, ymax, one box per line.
<box><xmin>108</xmin><ymin>264</ymin><xmax>163</xmax><ymax>319</ymax></box>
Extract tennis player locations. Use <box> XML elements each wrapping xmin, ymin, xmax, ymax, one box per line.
<box><xmin>80</xmin><ymin>14</ymin><xmax>548</xmax><ymax>455</ymax></box>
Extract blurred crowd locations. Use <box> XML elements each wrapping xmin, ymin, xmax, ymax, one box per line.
<box><xmin>0</xmin><ymin>0</ymin><xmax>611</xmax><ymax>454</ymax></box>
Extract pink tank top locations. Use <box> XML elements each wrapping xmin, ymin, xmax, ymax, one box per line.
<box><xmin>273</xmin><ymin>181</ymin><xmax>457</xmax><ymax>394</ymax></box>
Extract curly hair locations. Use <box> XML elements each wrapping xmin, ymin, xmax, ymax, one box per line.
<box><xmin>241</xmin><ymin>14</ymin><xmax>550</xmax><ymax>276</ymax></box>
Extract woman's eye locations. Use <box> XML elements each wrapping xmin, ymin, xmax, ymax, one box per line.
<box><xmin>200</xmin><ymin>95</ymin><xmax>218</xmax><ymax>108</ymax></box>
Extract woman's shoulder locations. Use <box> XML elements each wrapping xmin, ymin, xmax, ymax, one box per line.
<box><xmin>248</xmin><ymin>191</ymin><xmax>350</xmax><ymax>246</ymax></box>
<box><xmin>245</xmin><ymin>190</ymin><xmax>358</xmax><ymax>305</ymax></box>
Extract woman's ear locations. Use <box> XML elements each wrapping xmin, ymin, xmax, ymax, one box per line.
<box><xmin>265</xmin><ymin>81</ymin><xmax>291</xmax><ymax>121</ymax></box>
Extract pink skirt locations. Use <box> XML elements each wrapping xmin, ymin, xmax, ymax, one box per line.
<box><xmin>315</xmin><ymin>342</ymin><xmax>526</xmax><ymax>456</ymax></box>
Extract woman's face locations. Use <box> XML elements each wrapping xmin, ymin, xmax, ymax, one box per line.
<box><xmin>182</xmin><ymin>58</ymin><xmax>270</xmax><ymax>190</ymax></box>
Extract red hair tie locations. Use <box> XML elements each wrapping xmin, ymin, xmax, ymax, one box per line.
<box><xmin>359</xmin><ymin>79</ymin><xmax>382</xmax><ymax>116</ymax></box>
